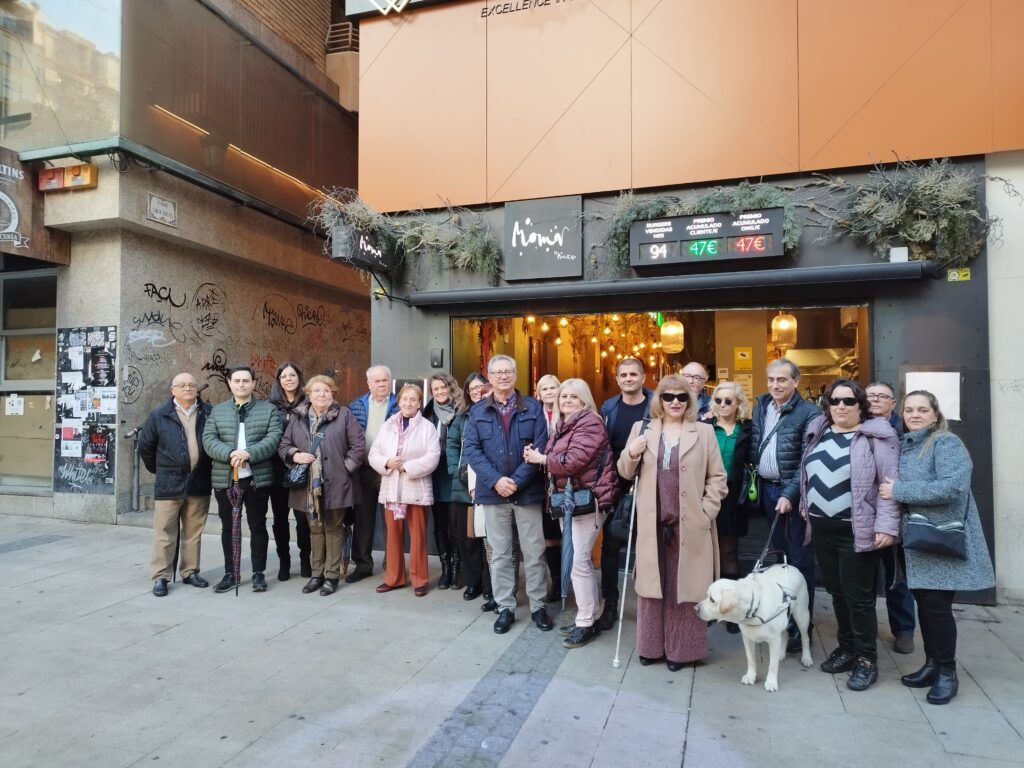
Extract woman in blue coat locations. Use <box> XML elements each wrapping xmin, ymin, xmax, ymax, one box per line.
<box><xmin>880</xmin><ymin>390</ymin><xmax>995</xmax><ymax>705</ymax></box>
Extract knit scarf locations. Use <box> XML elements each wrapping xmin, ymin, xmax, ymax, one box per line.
<box><xmin>386</xmin><ymin>415</ymin><xmax>411</xmax><ymax>520</ymax></box>
<box><xmin>306</xmin><ymin>408</ymin><xmax>325</xmax><ymax>522</ymax></box>
<box><xmin>432</xmin><ymin>399</ymin><xmax>457</xmax><ymax>446</ymax></box>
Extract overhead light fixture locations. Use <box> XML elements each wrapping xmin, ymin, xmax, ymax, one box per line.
<box><xmin>603</xmin><ymin>326</ymin><xmax>612</xmax><ymax>336</ymax></box>
<box><xmin>559</xmin><ymin>317</ymin><xmax>569</xmax><ymax>328</ymax></box>
<box><xmin>526</xmin><ymin>315</ymin><xmax>536</xmax><ymax>324</ymax></box>
<box><xmin>555</xmin><ymin>336</ymin><xmax>562</xmax><ymax>345</ymax></box>
<box><xmin>771</xmin><ymin>310</ymin><xmax>798</xmax><ymax>352</ymax></box>
<box><xmin>661</xmin><ymin>320</ymin><xmax>685</xmax><ymax>353</ymax></box>
<box><xmin>591</xmin><ymin>336</ymin><xmax>598</xmax><ymax>344</ymax></box>
<box><xmin>540</xmin><ymin>321</ymin><xmax>550</xmax><ymax>333</ymax></box>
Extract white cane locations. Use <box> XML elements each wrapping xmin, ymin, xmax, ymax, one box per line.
<box><xmin>611</xmin><ymin>476</ymin><xmax>639</xmax><ymax>669</ymax></box>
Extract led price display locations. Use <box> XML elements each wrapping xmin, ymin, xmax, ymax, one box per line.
<box><xmin>629</xmin><ymin>208</ymin><xmax>785</xmax><ymax>267</ymax></box>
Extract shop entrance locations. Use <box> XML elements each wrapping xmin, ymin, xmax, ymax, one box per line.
<box><xmin>452</xmin><ymin>304</ymin><xmax>870</xmax><ymax>401</ymax></box>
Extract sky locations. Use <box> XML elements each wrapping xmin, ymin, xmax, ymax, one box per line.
<box><xmin>34</xmin><ymin>0</ymin><xmax>121</xmax><ymax>55</ymax></box>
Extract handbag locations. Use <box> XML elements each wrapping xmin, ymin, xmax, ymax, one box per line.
<box><xmin>283</xmin><ymin>432</ymin><xmax>325</xmax><ymax>488</ymax></box>
<box><xmin>743</xmin><ymin>463</ymin><xmax>759</xmax><ymax>504</ymax></box>
<box><xmin>457</xmin><ymin>439</ymin><xmax>469</xmax><ymax>486</ymax></box>
<box><xmin>609</xmin><ymin>419</ymin><xmax>650</xmax><ymax>540</ymax></box>
<box><xmin>903</xmin><ymin>497</ymin><xmax>969</xmax><ymax>560</ymax></box>
<box><xmin>466</xmin><ymin>504</ymin><xmax>486</xmax><ymax>538</ymax></box>
<box><xmin>547</xmin><ymin>450</ymin><xmax>606</xmax><ymax>520</ymax></box>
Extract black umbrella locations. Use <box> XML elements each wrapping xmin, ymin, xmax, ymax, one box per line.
<box><xmin>559</xmin><ymin>479</ymin><xmax>576</xmax><ymax>613</ymax></box>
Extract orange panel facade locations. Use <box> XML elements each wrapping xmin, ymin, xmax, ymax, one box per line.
<box><xmin>358</xmin><ymin>0</ymin><xmax>1023</xmax><ymax>212</ymax></box>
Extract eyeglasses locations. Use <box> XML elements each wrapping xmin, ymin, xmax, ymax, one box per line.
<box><xmin>467</xmin><ymin>386</ymin><xmax>484</xmax><ymax>395</ymax></box>
<box><xmin>829</xmin><ymin>397</ymin><xmax>858</xmax><ymax>406</ymax></box>
<box><xmin>173</xmin><ymin>383</ymin><xmax>197</xmax><ymax>390</ymax></box>
<box><xmin>867</xmin><ymin>393</ymin><xmax>893</xmax><ymax>401</ymax></box>
<box><xmin>713</xmin><ymin>397</ymin><xmax>734</xmax><ymax>405</ymax></box>
<box><xmin>660</xmin><ymin>392</ymin><xmax>690</xmax><ymax>403</ymax></box>
<box><xmin>681</xmin><ymin>373</ymin><xmax>707</xmax><ymax>383</ymax></box>
<box><xmin>489</xmin><ymin>370</ymin><xmax>515</xmax><ymax>378</ymax></box>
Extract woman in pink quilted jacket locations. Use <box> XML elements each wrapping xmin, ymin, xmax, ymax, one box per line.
<box><xmin>368</xmin><ymin>384</ymin><xmax>441</xmax><ymax>596</ymax></box>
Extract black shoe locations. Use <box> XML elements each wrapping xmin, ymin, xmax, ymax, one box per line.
<box><xmin>893</xmin><ymin>632</ymin><xmax>915</xmax><ymax>654</ymax></box>
<box><xmin>531</xmin><ymin>607</ymin><xmax>553</xmax><ymax>631</ymax></box>
<box><xmin>302</xmin><ymin>576</ymin><xmax>325</xmax><ymax>594</ymax></box>
<box><xmin>558</xmin><ymin>623</ymin><xmax>577</xmax><ymax>637</ymax></box>
<box><xmin>182</xmin><ymin>573</ymin><xmax>209</xmax><ymax>588</ymax></box>
<box><xmin>820</xmin><ymin>648</ymin><xmax>857</xmax><ymax>674</ymax></box>
<box><xmin>638</xmin><ymin>655</ymin><xmax>664</xmax><ymax>666</ymax></box>
<box><xmin>437</xmin><ymin>554</ymin><xmax>452</xmax><ymax>591</ymax></box>
<box><xmin>213</xmin><ymin>574</ymin><xmax>237</xmax><ymax>594</ymax></box>
<box><xmin>544</xmin><ymin>587</ymin><xmax>562</xmax><ymax>604</ymax></box>
<box><xmin>152</xmin><ymin>578</ymin><xmax>168</xmax><ymax>597</ymax></box>
<box><xmin>463</xmin><ymin>585</ymin><xmax>482</xmax><ymax>601</ymax></box>
<box><xmin>563</xmin><ymin>624</ymin><xmax>599</xmax><ymax>649</ymax></box>
<box><xmin>300</xmin><ymin>557</ymin><xmax>312</xmax><ymax>579</ymax></box>
<box><xmin>725</xmin><ymin>622</ymin><xmax>741</xmax><ymax>634</ymax></box>
<box><xmin>846</xmin><ymin>658</ymin><xmax>879</xmax><ymax>691</ymax></box>
<box><xmin>278</xmin><ymin>557</ymin><xmax>291</xmax><ymax>582</ymax></box>
<box><xmin>494</xmin><ymin>609</ymin><xmax>515</xmax><ymax>634</ymax></box>
<box><xmin>252</xmin><ymin>572</ymin><xmax>268</xmax><ymax>592</ymax></box>
<box><xmin>345</xmin><ymin>570</ymin><xmax>370</xmax><ymax>584</ymax></box>
<box><xmin>595</xmin><ymin>601</ymin><xmax>618</xmax><ymax>631</ymax></box>
<box><xmin>786</xmin><ymin>634</ymin><xmax>806</xmax><ymax>655</ymax></box>
<box><xmin>666</xmin><ymin>660</ymin><xmax>688</xmax><ymax>672</ymax></box>
<box><xmin>926</xmin><ymin>664</ymin><xmax>958</xmax><ymax>705</ymax></box>
<box><xmin>481</xmin><ymin>597</ymin><xmax>498</xmax><ymax>613</ymax></box>
<box><xmin>901</xmin><ymin>658</ymin><xmax>939</xmax><ymax>688</ymax></box>
<box><xmin>320</xmin><ymin>578</ymin><xmax>339</xmax><ymax>596</ymax></box>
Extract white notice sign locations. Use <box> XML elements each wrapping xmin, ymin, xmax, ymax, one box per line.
<box><xmin>5</xmin><ymin>394</ymin><xmax>24</xmax><ymax>416</ymax></box>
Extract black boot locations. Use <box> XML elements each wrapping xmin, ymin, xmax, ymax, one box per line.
<box><xmin>543</xmin><ymin>545</ymin><xmax>561</xmax><ymax>602</ymax></box>
<box><xmin>438</xmin><ymin>553</ymin><xmax>452</xmax><ymax>590</ymax></box>
<box><xmin>300</xmin><ymin>555</ymin><xmax>312</xmax><ymax>579</ymax></box>
<box><xmin>595</xmin><ymin>600</ymin><xmax>618</xmax><ymax>631</ymax></box>
<box><xmin>901</xmin><ymin>658</ymin><xmax>938</xmax><ymax>688</ymax></box>
<box><xmin>451</xmin><ymin>552</ymin><xmax>463</xmax><ymax>589</ymax></box>
<box><xmin>926</xmin><ymin>664</ymin><xmax>959</xmax><ymax>705</ymax></box>
<box><xmin>277</xmin><ymin>555</ymin><xmax>291</xmax><ymax>581</ymax></box>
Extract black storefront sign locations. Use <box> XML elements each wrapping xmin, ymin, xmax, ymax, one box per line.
<box><xmin>630</xmin><ymin>207</ymin><xmax>785</xmax><ymax>267</ymax></box>
<box><xmin>503</xmin><ymin>195</ymin><xmax>583</xmax><ymax>281</ymax></box>
<box><xmin>331</xmin><ymin>225</ymin><xmax>393</xmax><ymax>272</ymax></box>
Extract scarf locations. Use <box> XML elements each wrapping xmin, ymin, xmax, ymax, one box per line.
<box><xmin>305</xmin><ymin>408</ymin><xmax>326</xmax><ymax>522</ymax></box>
<box><xmin>432</xmin><ymin>399</ymin><xmax>457</xmax><ymax>446</ymax></box>
<box><xmin>386</xmin><ymin>415</ymin><xmax>411</xmax><ymax>520</ymax></box>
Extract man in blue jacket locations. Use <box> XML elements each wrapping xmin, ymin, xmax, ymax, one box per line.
<box><xmin>346</xmin><ymin>365</ymin><xmax>398</xmax><ymax>582</ymax></box>
<box><xmin>138</xmin><ymin>372</ymin><xmax>213</xmax><ymax>597</ymax></box>
<box><xmin>750</xmin><ymin>359</ymin><xmax>819</xmax><ymax>651</ymax></box>
<box><xmin>463</xmin><ymin>354</ymin><xmax>552</xmax><ymax>634</ymax></box>
<box><xmin>596</xmin><ymin>357</ymin><xmax>652</xmax><ymax>630</ymax></box>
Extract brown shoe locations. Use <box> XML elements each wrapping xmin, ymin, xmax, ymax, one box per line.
<box><xmin>414</xmin><ymin>586</ymin><xmax>428</xmax><ymax>597</ymax></box>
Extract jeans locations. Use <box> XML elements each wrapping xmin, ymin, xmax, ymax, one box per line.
<box><xmin>760</xmin><ymin>480</ymin><xmax>816</xmax><ymax>623</ymax></box>
<box><xmin>884</xmin><ymin>545</ymin><xmax>916</xmax><ymax>635</ymax></box>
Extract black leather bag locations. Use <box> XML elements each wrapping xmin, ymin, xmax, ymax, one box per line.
<box><xmin>903</xmin><ymin>512</ymin><xmax>967</xmax><ymax>560</ymax></box>
<box><xmin>283</xmin><ymin>432</ymin><xmax>324</xmax><ymax>488</ymax></box>
<box><xmin>609</xmin><ymin>419</ymin><xmax>650</xmax><ymax>541</ymax></box>
<box><xmin>547</xmin><ymin>451</ymin><xmax>606</xmax><ymax>520</ymax></box>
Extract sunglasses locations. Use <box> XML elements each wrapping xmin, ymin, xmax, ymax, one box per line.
<box><xmin>829</xmin><ymin>397</ymin><xmax>859</xmax><ymax>406</ymax></box>
<box><xmin>713</xmin><ymin>397</ymin><xmax>734</xmax><ymax>405</ymax></box>
<box><xmin>660</xmin><ymin>392</ymin><xmax>690</xmax><ymax>403</ymax></box>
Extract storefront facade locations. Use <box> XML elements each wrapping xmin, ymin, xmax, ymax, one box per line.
<box><xmin>351</xmin><ymin>0</ymin><xmax>1024</xmax><ymax>602</ymax></box>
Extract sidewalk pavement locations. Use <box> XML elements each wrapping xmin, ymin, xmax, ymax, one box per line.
<box><xmin>1</xmin><ymin>513</ymin><xmax>1022</xmax><ymax>768</ymax></box>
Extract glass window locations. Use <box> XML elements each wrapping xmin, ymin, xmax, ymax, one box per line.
<box><xmin>0</xmin><ymin>272</ymin><xmax>57</xmax><ymax>389</ymax></box>
<box><xmin>0</xmin><ymin>394</ymin><xmax>53</xmax><ymax>488</ymax></box>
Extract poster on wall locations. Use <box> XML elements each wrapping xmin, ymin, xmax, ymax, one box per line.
<box><xmin>53</xmin><ymin>326</ymin><xmax>117</xmax><ymax>494</ymax></box>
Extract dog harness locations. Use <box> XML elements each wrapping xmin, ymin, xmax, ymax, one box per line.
<box><xmin>742</xmin><ymin>581</ymin><xmax>798</xmax><ymax>625</ymax></box>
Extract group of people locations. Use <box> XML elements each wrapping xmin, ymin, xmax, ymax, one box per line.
<box><xmin>138</xmin><ymin>354</ymin><xmax>995</xmax><ymax>704</ymax></box>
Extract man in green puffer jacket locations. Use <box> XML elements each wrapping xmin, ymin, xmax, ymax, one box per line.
<box><xmin>202</xmin><ymin>365</ymin><xmax>284</xmax><ymax>593</ymax></box>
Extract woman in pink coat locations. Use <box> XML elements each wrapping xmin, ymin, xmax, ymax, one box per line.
<box><xmin>368</xmin><ymin>384</ymin><xmax>441</xmax><ymax>596</ymax></box>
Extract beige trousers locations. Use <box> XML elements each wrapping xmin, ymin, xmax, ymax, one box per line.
<box><xmin>151</xmin><ymin>496</ymin><xmax>211</xmax><ymax>580</ymax></box>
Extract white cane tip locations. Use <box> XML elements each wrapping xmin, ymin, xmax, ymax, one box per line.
<box><xmin>612</xmin><ymin>659</ymin><xmax>621</xmax><ymax>668</ymax></box>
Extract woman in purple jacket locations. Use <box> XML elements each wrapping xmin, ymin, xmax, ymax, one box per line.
<box><xmin>799</xmin><ymin>378</ymin><xmax>900</xmax><ymax>692</ymax></box>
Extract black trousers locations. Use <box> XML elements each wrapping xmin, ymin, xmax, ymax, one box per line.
<box><xmin>269</xmin><ymin>486</ymin><xmax>310</xmax><ymax>561</ymax></box>
<box><xmin>433</xmin><ymin>500</ymin><xmax>459</xmax><ymax>557</ymax></box>
<box><xmin>912</xmin><ymin>588</ymin><xmax>957</xmax><ymax>664</ymax></box>
<box><xmin>215</xmin><ymin>478</ymin><xmax>270</xmax><ymax>574</ymax></box>
<box><xmin>810</xmin><ymin>515</ymin><xmax>882</xmax><ymax>660</ymax></box>
<box><xmin>599</xmin><ymin>512</ymin><xmax>624</xmax><ymax>602</ymax></box>
<box><xmin>455</xmin><ymin>503</ymin><xmax>488</xmax><ymax>590</ymax></box>
<box><xmin>351</xmin><ymin>464</ymin><xmax>382</xmax><ymax>575</ymax></box>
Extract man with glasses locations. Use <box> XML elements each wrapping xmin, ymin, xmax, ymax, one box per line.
<box><xmin>463</xmin><ymin>354</ymin><xmax>552</xmax><ymax>634</ymax></box>
<box><xmin>750</xmin><ymin>358</ymin><xmax>819</xmax><ymax>651</ymax></box>
<box><xmin>138</xmin><ymin>372</ymin><xmax>213</xmax><ymax>597</ymax></box>
<box><xmin>596</xmin><ymin>357</ymin><xmax>653</xmax><ymax>630</ymax></box>
<box><xmin>681</xmin><ymin>362</ymin><xmax>712</xmax><ymax>420</ymax></box>
<box><xmin>867</xmin><ymin>381</ymin><xmax>915</xmax><ymax>654</ymax></box>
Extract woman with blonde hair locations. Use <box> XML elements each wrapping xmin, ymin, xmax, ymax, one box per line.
<box><xmin>535</xmin><ymin>373</ymin><xmax>563</xmax><ymax>603</ymax></box>
<box><xmin>617</xmin><ymin>374</ymin><xmax>728</xmax><ymax>670</ymax></box>
<box><xmin>880</xmin><ymin>390</ymin><xmax>995</xmax><ymax>704</ymax></box>
<box><xmin>709</xmin><ymin>381</ymin><xmax>753</xmax><ymax>619</ymax></box>
<box><xmin>524</xmin><ymin>378</ymin><xmax>619</xmax><ymax>648</ymax></box>
<box><xmin>369</xmin><ymin>384</ymin><xmax>441</xmax><ymax>596</ymax></box>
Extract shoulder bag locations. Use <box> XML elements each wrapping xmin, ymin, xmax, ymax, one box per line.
<box><xmin>903</xmin><ymin>496</ymin><xmax>969</xmax><ymax>560</ymax></box>
<box><xmin>548</xmin><ymin>450</ymin><xmax>607</xmax><ymax>520</ymax></box>
<box><xmin>283</xmin><ymin>432</ymin><xmax>325</xmax><ymax>488</ymax></box>
<box><xmin>609</xmin><ymin>419</ymin><xmax>650</xmax><ymax>540</ymax></box>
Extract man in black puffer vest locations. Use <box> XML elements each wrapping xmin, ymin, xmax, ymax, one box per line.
<box><xmin>750</xmin><ymin>359</ymin><xmax>819</xmax><ymax>651</ymax></box>
<box><xmin>138</xmin><ymin>372</ymin><xmax>213</xmax><ymax>597</ymax></box>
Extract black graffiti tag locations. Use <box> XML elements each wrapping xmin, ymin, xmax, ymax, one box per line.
<box><xmin>296</xmin><ymin>303</ymin><xmax>326</xmax><ymax>328</ymax></box>
<box><xmin>260</xmin><ymin>294</ymin><xmax>297</xmax><ymax>335</ymax></box>
<box><xmin>121</xmin><ymin>365</ymin><xmax>144</xmax><ymax>404</ymax></box>
<box><xmin>143</xmin><ymin>283</ymin><xmax>187</xmax><ymax>308</ymax></box>
<box><xmin>201</xmin><ymin>348</ymin><xmax>231</xmax><ymax>388</ymax></box>
<box><xmin>191</xmin><ymin>283</ymin><xmax>227</xmax><ymax>339</ymax></box>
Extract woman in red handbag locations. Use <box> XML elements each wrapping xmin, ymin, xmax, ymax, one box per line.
<box><xmin>524</xmin><ymin>379</ymin><xmax>619</xmax><ymax>649</ymax></box>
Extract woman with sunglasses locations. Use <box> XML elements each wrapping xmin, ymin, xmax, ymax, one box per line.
<box><xmin>709</xmin><ymin>382</ymin><xmax>753</xmax><ymax>632</ymax></box>
<box><xmin>618</xmin><ymin>374</ymin><xmax>727</xmax><ymax>670</ymax></box>
<box><xmin>799</xmin><ymin>378</ymin><xmax>900</xmax><ymax>691</ymax></box>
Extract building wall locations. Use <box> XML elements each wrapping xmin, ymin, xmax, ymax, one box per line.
<box><xmin>358</xmin><ymin>0</ymin><xmax>1024</xmax><ymax>212</ymax></box>
<box><xmin>986</xmin><ymin>150</ymin><xmax>1024</xmax><ymax>603</ymax></box>
<box><xmin>236</xmin><ymin>0</ymin><xmax>332</xmax><ymax>73</ymax></box>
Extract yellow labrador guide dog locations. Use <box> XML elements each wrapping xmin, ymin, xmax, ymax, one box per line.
<box><xmin>696</xmin><ymin>564</ymin><xmax>813</xmax><ymax>692</ymax></box>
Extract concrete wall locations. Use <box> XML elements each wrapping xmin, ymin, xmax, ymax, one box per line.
<box><xmin>987</xmin><ymin>151</ymin><xmax>1024</xmax><ymax>603</ymax></box>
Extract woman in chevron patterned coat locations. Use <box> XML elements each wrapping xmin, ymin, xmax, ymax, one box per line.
<box><xmin>798</xmin><ymin>378</ymin><xmax>901</xmax><ymax>692</ymax></box>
